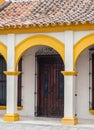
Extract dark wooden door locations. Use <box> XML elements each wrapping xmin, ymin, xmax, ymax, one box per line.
<box><xmin>37</xmin><ymin>55</ymin><xmax>64</xmax><ymax>117</ymax></box>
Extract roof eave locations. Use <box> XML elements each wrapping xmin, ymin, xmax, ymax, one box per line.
<box><xmin>0</xmin><ymin>1</ymin><xmax>11</xmax><ymax>11</ymax></box>
<box><xmin>0</xmin><ymin>22</ymin><xmax>94</xmax><ymax>34</ymax></box>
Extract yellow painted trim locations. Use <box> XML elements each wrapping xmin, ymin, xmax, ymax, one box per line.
<box><xmin>0</xmin><ymin>106</ymin><xmax>23</xmax><ymax>110</ymax></box>
<box><xmin>0</xmin><ymin>23</ymin><xmax>94</xmax><ymax>34</ymax></box>
<box><xmin>0</xmin><ymin>106</ymin><xmax>6</xmax><ymax>110</ymax></box>
<box><xmin>17</xmin><ymin>106</ymin><xmax>23</xmax><ymax>110</ymax></box>
<box><xmin>61</xmin><ymin>71</ymin><xmax>77</xmax><ymax>76</ymax></box>
<box><xmin>15</xmin><ymin>34</ymin><xmax>65</xmax><ymax>70</ymax></box>
<box><xmin>0</xmin><ymin>42</ymin><xmax>7</xmax><ymax>61</ymax></box>
<box><xmin>89</xmin><ymin>110</ymin><xmax>94</xmax><ymax>115</ymax></box>
<box><xmin>3</xmin><ymin>113</ymin><xmax>20</xmax><ymax>122</ymax></box>
<box><xmin>61</xmin><ymin>117</ymin><xmax>78</xmax><ymax>125</ymax></box>
<box><xmin>0</xmin><ymin>0</ymin><xmax>5</xmax><ymax>6</ymax></box>
<box><xmin>4</xmin><ymin>71</ymin><xmax>21</xmax><ymax>76</ymax></box>
<box><xmin>74</xmin><ymin>33</ymin><xmax>94</xmax><ymax>68</ymax></box>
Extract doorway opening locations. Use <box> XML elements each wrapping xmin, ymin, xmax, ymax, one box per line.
<box><xmin>36</xmin><ymin>54</ymin><xmax>64</xmax><ymax>118</ymax></box>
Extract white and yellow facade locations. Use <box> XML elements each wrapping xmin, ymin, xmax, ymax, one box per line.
<box><xmin>0</xmin><ymin>23</ymin><xmax>94</xmax><ymax>125</ymax></box>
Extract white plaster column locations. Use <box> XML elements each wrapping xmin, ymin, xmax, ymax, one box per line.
<box><xmin>7</xmin><ymin>34</ymin><xmax>15</xmax><ymax>71</ymax></box>
<box><xmin>3</xmin><ymin>34</ymin><xmax>20</xmax><ymax>122</ymax></box>
<box><xmin>65</xmin><ymin>31</ymin><xmax>73</xmax><ymax>70</ymax></box>
<box><xmin>61</xmin><ymin>31</ymin><xmax>78</xmax><ymax>125</ymax></box>
<box><xmin>7</xmin><ymin>75</ymin><xmax>17</xmax><ymax>114</ymax></box>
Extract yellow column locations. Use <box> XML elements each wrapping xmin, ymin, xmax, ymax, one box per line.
<box><xmin>3</xmin><ymin>71</ymin><xmax>21</xmax><ymax>122</ymax></box>
<box><xmin>61</xmin><ymin>71</ymin><xmax>78</xmax><ymax>125</ymax></box>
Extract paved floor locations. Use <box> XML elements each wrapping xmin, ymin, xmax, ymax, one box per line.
<box><xmin>0</xmin><ymin>116</ymin><xmax>94</xmax><ymax>130</ymax></box>
<box><xmin>0</xmin><ymin>122</ymin><xmax>94</xmax><ymax>130</ymax></box>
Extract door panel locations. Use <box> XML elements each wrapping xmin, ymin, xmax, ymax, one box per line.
<box><xmin>37</xmin><ymin>55</ymin><xmax>64</xmax><ymax>117</ymax></box>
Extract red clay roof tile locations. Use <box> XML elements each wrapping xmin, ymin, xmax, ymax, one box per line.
<box><xmin>0</xmin><ymin>0</ymin><xmax>94</xmax><ymax>29</ymax></box>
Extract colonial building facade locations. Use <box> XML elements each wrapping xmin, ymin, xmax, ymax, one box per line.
<box><xmin>0</xmin><ymin>0</ymin><xmax>94</xmax><ymax>125</ymax></box>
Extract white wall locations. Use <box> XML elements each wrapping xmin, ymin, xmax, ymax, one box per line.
<box><xmin>0</xmin><ymin>35</ymin><xmax>7</xmax><ymax>46</ymax></box>
<box><xmin>18</xmin><ymin>47</ymin><xmax>35</xmax><ymax>116</ymax></box>
<box><xmin>0</xmin><ymin>30</ymin><xmax>94</xmax><ymax>47</ymax></box>
<box><xmin>19</xmin><ymin>45</ymin><xmax>94</xmax><ymax>119</ymax></box>
<box><xmin>18</xmin><ymin>46</ymin><xmax>44</xmax><ymax>116</ymax></box>
<box><xmin>15</xmin><ymin>32</ymin><xmax>65</xmax><ymax>45</ymax></box>
<box><xmin>76</xmin><ymin>49</ymin><xmax>94</xmax><ymax>119</ymax></box>
<box><xmin>74</xmin><ymin>30</ymin><xmax>94</xmax><ymax>44</ymax></box>
<box><xmin>0</xmin><ymin>30</ymin><xmax>94</xmax><ymax>119</ymax></box>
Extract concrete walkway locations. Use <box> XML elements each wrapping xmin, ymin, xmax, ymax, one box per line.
<box><xmin>0</xmin><ymin>116</ymin><xmax>94</xmax><ymax>130</ymax></box>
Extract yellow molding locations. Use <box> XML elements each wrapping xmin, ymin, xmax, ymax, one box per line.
<box><xmin>0</xmin><ymin>23</ymin><xmax>94</xmax><ymax>34</ymax></box>
<box><xmin>3</xmin><ymin>113</ymin><xmax>20</xmax><ymax>122</ymax></box>
<box><xmin>0</xmin><ymin>106</ymin><xmax>6</xmax><ymax>110</ymax></box>
<box><xmin>0</xmin><ymin>42</ymin><xmax>7</xmax><ymax>61</ymax></box>
<box><xmin>17</xmin><ymin>106</ymin><xmax>23</xmax><ymax>110</ymax></box>
<box><xmin>4</xmin><ymin>71</ymin><xmax>21</xmax><ymax>76</ymax></box>
<box><xmin>0</xmin><ymin>106</ymin><xmax>23</xmax><ymax>110</ymax></box>
<box><xmin>73</xmin><ymin>33</ymin><xmax>94</xmax><ymax>68</ymax></box>
<box><xmin>0</xmin><ymin>0</ymin><xmax>5</xmax><ymax>6</ymax></box>
<box><xmin>61</xmin><ymin>71</ymin><xmax>77</xmax><ymax>76</ymax></box>
<box><xmin>15</xmin><ymin>34</ymin><xmax>65</xmax><ymax>70</ymax></box>
<box><xmin>89</xmin><ymin>110</ymin><xmax>94</xmax><ymax>115</ymax></box>
<box><xmin>61</xmin><ymin>117</ymin><xmax>78</xmax><ymax>125</ymax></box>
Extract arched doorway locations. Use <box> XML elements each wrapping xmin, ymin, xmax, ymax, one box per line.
<box><xmin>0</xmin><ymin>54</ymin><xmax>22</xmax><ymax>107</ymax></box>
<box><xmin>0</xmin><ymin>42</ymin><xmax>7</xmax><ymax>61</ymax></box>
<box><xmin>74</xmin><ymin>33</ymin><xmax>94</xmax><ymax>120</ymax></box>
<box><xmin>74</xmin><ymin>33</ymin><xmax>94</xmax><ymax>68</ymax></box>
<box><xmin>0</xmin><ymin>42</ymin><xmax>7</xmax><ymax>106</ymax></box>
<box><xmin>15</xmin><ymin>35</ymin><xmax>65</xmax><ymax>70</ymax></box>
<box><xmin>0</xmin><ymin>55</ymin><xmax>6</xmax><ymax>106</ymax></box>
<box><xmin>36</xmin><ymin>47</ymin><xmax>64</xmax><ymax>117</ymax></box>
<box><xmin>15</xmin><ymin>35</ymin><xmax>65</xmax><ymax>117</ymax></box>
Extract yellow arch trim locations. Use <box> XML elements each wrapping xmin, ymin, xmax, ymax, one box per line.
<box><xmin>0</xmin><ymin>42</ymin><xmax>7</xmax><ymax>61</ymax></box>
<box><xmin>15</xmin><ymin>35</ymin><xmax>65</xmax><ymax>70</ymax></box>
<box><xmin>74</xmin><ymin>33</ymin><xmax>94</xmax><ymax>68</ymax></box>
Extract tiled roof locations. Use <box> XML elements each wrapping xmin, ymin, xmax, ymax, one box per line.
<box><xmin>0</xmin><ymin>0</ymin><xmax>94</xmax><ymax>29</ymax></box>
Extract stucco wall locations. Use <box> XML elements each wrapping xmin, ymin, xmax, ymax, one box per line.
<box><xmin>74</xmin><ymin>30</ymin><xmax>94</xmax><ymax>44</ymax></box>
<box><xmin>18</xmin><ymin>46</ymin><xmax>94</xmax><ymax>119</ymax></box>
<box><xmin>76</xmin><ymin>49</ymin><xmax>94</xmax><ymax>119</ymax></box>
<box><xmin>0</xmin><ymin>30</ymin><xmax>94</xmax><ymax>47</ymax></box>
<box><xmin>0</xmin><ymin>35</ymin><xmax>7</xmax><ymax>46</ymax></box>
<box><xmin>0</xmin><ymin>30</ymin><xmax>94</xmax><ymax>119</ymax></box>
<box><xmin>18</xmin><ymin>46</ymin><xmax>44</xmax><ymax>116</ymax></box>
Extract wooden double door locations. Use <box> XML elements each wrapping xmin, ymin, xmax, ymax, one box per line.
<box><xmin>37</xmin><ymin>55</ymin><xmax>64</xmax><ymax>117</ymax></box>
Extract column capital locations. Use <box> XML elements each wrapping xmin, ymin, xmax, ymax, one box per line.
<box><xmin>61</xmin><ymin>71</ymin><xmax>77</xmax><ymax>76</ymax></box>
<box><xmin>4</xmin><ymin>71</ymin><xmax>21</xmax><ymax>76</ymax></box>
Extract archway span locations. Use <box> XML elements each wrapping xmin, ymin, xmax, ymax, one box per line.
<box><xmin>0</xmin><ymin>41</ymin><xmax>7</xmax><ymax>61</ymax></box>
<box><xmin>74</xmin><ymin>33</ymin><xmax>94</xmax><ymax>68</ymax></box>
<box><xmin>15</xmin><ymin>35</ymin><xmax>65</xmax><ymax>70</ymax></box>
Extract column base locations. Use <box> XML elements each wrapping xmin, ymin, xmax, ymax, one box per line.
<box><xmin>3</xmin><ymin>113</ymin><xmax>20</xmax><ymax>122</ymax></box>
<box><xmin>61</xmin><ymin>117</ymin><xmax>78</xmax><ymax>125</ymax></box>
